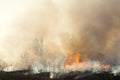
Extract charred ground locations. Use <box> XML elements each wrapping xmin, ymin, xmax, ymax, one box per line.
<box><xmin>0</xmin><ymin>70</ymin><xmax>119</xmax><ymax>80</ymax></box>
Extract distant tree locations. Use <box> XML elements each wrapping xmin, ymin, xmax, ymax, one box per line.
<box><xmin>32</xmin><ymin>37</ymin><xmax>48</xmax><ymax>72</ymax></box>
<box><xmin>20</xmin><ymin>51</ymin><xmax>32</xmax><ymax>70</ymax></box>
<box><xmin>33</xmin><ymin>37</ymin><xmax>47</xmax><ymax>56</ymax></box>
<box><xmin>20</xmin><ymin>51</ymin><xmax>28</xmax><ymax>65</ymax></box>
<box><xmin>0</xmin><ymin>59</ymin><xmax>7</xmax><ymax>71</ymax></box>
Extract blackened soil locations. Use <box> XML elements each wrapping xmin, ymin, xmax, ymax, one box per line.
<box><xmin>0</xmin><ymin>70</ymin><xmax>119</xmax><ymax>80</ymax></box>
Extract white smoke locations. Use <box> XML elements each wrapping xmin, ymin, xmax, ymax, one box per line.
<box><xmin>0</xmin><ymin>0</ymin><xmax>119</xmax><ymax>75</ymax></box>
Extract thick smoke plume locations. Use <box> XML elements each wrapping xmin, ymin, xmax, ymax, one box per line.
<box><xmin>0</xmin><ymin>0</ymin><xmax>120</xmax><ymax>71</ymax></box>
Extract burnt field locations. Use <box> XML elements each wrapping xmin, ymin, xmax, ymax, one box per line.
<box><xmin>0</xmin><ymin>70</ymin><xmax>119</xmax><ymax>80</ymax></box>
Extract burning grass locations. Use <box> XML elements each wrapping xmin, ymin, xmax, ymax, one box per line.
<box><xmin>64</xmin><ymin>51</ymin><xmax>110</xmax><ymax>71</ymax></box>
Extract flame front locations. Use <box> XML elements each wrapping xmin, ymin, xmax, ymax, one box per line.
<box><xmin>64</xmin><ymin>51</ymin><xmax>110</xmax><ymax>71</ymax></box>
<box><xmin>64</xmin><ymin>51</ymin><xmax>87</xmax><ymax>71</ymax></box>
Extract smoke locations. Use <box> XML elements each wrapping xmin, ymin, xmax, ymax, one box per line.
<box><xmin>0</xmin><ymin>0</ymin><xmax>120</xmax><ymax>71</ymax></box>
<box><xmin>55</xmin><ymin>0</ymin><xmax>120</xmax><ymax>65</ymax></box>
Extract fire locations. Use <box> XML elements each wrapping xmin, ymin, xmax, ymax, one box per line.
<box><xmin>101</xmin><ymin>64</ymin><xmax>110</xmax><ymax>70</ymax></box>
<box><xmin>64</xmin><ymin>51</ymin><xmax>87</xmax><ymax>70</ymax></box>
<box><xmin>64</xmin><ymin>51</ymin><xmax>110</xmax><ymax>71</ymax></box>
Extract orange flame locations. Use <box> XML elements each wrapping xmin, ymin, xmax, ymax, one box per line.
<box><xmin>101</xmin><ymin>64</ymin><xmax>110</xmax><ymax>70</ymax></box>
<box><xmin>64</xmin><ymin>51</ymin><xmax>87</xmax><ymax>70</ymax></box>
<box><xmin>64</xmin><ymin>51</ymin><xmax>110</xmax><ymax>71</ymax></box>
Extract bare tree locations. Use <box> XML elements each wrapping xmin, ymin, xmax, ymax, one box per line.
<box><xmin>31</xmin><ymin>37</ymin><xmax>48</xmax><ymax>72</ymax></box>
<box><xmin>20</xmin><ymin>51</ymin><xmax>31</xmax><ymax>70</ymax></box>
<box><xmin>20</xmin><ymin>51</ymin><xmax>28</xmax><ymax>65</ymax></box>
<box><xmin>0</xmin><ymin>59</ymin><xmax>7</xmax><ymax>71</ymax></box>
<box><xmin>33</xmin><ymin>37</ymin><xmax>47</xmax><ymax>56</ymax></box>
